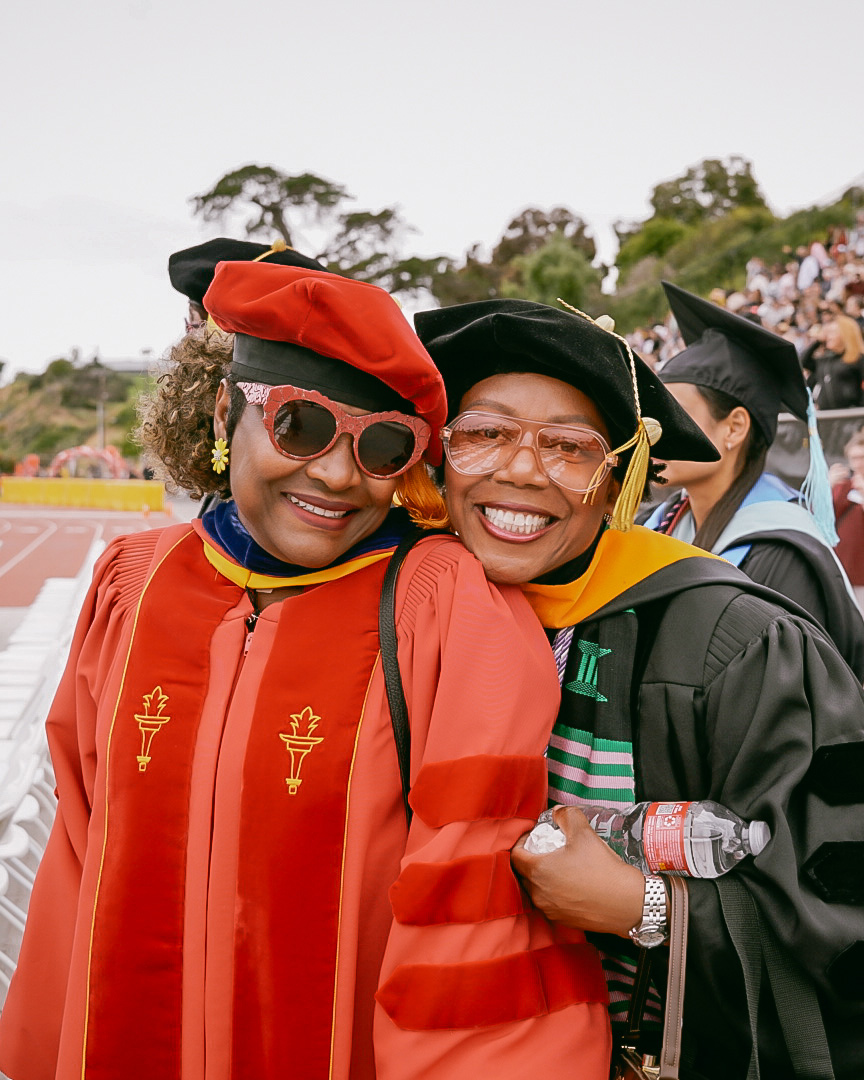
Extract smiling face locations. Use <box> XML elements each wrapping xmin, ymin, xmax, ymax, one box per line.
<box><xmin>444</xmin><ymin>372</ymin><xmax>617</xmax><ymax>585</ymax></box>
<box><xmin>213</xmin><ymin>382</ymin><xmax>399</xmax><ymax>567</ymax></box>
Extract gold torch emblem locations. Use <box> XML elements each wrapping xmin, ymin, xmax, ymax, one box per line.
<box><xmin>279</xmin><ymin>706</ymin><xmax>324</xmax><ymax>794</ymax></box>
<box><xmin>134</xmin><ymin>686</ymin><xmax>171</xmax><ymax>772</ymax></box>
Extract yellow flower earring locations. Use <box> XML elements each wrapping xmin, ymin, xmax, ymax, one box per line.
<box><xmin>211</xmin><ymin>438</ymin><xmax>230</xmax><ymax>474</ymax></box>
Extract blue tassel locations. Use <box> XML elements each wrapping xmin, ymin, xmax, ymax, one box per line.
<box><xmin>799</xmin><ymin>390</ymin><xmax>839</xmax><ymax>546</ymax></box>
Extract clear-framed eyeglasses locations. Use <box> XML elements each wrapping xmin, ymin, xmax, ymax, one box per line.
<box><xmin>441</xmin><ymin>411</ymin><xmax>618</xmax><ymax>495</ymax></box>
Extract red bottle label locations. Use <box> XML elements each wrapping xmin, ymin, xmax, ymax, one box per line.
<box><xmin>642</xmin><ymin>801</ymin><xmax>692</xmax><ymax>873</ymax></box>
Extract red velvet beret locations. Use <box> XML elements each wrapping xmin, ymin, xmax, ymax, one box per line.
<box><xmin>204</xmin><ymin>261</ymin><xmax>446</xmax><ymax>463</ymax></box>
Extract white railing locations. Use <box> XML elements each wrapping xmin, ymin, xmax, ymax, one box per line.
<box><xmin>0</xmin><ymin>540</ymin><xmax>102</xmax><ymax>1008</ymax></box>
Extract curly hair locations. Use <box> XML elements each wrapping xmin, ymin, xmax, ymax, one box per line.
<box><xmin>135</xmin><ymin>336</ymin><xmax>447</xmax><ymax>525</ymax></box>
<box><xmin>135</xmin><ymin>330</ymin><xmax>238</xmax><ymax>499</ymax></box>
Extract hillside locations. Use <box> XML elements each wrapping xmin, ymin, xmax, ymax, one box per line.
<box><xmin>606</xmin><ymin>185</ymin><xmax>864</xmax><ymax>330</ymax></box>
<box><xmin>0</xmin><ymin>358</ymin><xmax>149</xmax><ymax>474</ymax></box>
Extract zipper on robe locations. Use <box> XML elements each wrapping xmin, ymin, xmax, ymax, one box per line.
<box><xmin>243</xmin><ymin>613</ymin><xmax>258</xmax><ymax>655</ymax></box>
<box><xmin>243</xmin><ymin>587</ymin><xmax>261</xmax><ymax>655</ymax></box>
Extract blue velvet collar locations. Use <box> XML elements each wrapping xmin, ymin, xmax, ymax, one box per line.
<box><xmin>200</xmin><ymin>499</ymin><xmax>415</xmax><ymax>577</ymax></box>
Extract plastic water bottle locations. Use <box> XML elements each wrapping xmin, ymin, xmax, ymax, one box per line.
<box><xmin>524</xmin><ymin>800</ymin><xmax>770</xmax><ymax>878</ymax></box>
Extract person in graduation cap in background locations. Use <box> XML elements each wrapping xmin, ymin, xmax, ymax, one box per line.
<box><xmin>0</xmin><ymin>264</ymin><xmax>614</xmax><ymax>1080</ymax></box>
<box><xmin>642</xmin><ymin>280</ymin><xmax>864</xmax><ymax>679</ymax></box>
<box><xmin>167</xmin><ymin>236</ymin><xmax>334</xmax><ymax>517</ymax></box>
<box><xmin>169</xmin><ymin>235</ymin><xmax>330</xmax><ymax>336</ymax></box>
<box><xmin>415</xmin><ymin>297</ymin><xmax>864</xmax><ymax>1079</ymax></box>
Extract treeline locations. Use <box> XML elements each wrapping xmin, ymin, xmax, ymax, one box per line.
<box><xmin>4</xmin><ymin>155</ymin><xmax>862</xmax><ymax>470</ymax></box>
<box><xmin>191</xmin><ymin>156</ymin><xmax>864</xmax><ymax>330</ymax></box>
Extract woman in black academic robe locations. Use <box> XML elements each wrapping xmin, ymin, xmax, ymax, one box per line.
<box><xmin>416</xmin><ymin>295</ymin><xmax>864</xmax><ymax>1080</ymax></box>
<box><xmin>646</xmin><ymin>282</ymin><xmax>864</xmax><ymax>678</ymax></box>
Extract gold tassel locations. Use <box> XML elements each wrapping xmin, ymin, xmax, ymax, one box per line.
<box><xmin>555</xmin><ymin>298</ymin><xmax>662</xmax><ymax>532</ymax></box>
<box><xmin>394</xmin><ymin>464</ymin><xmax>451</xmax><ymax>530</ymax></box>
<box><xmin>607</xmin><ymin>422</ymin><xmax>651</xmax><ymax>532</ymax></box>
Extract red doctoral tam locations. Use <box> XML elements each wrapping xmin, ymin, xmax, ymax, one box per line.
<box><xmin>204</xmin><ymin>261</ymin><xmax>447</xmax><ymax>464</ymax></box>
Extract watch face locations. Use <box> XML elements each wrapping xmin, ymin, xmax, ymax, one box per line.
<box><xmin>630</xmin><ymin>926</ymin><xmax>667</xmax><ymax>949</ymax></box>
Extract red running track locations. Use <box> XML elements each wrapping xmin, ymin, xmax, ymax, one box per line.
<box><xmin>0</xmin><ymin>503</ymin><xmax>196</xmax><ymax>608</ymax></box>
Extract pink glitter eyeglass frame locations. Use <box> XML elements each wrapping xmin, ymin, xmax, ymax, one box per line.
<box><xmin>236</xmin><ymin>381</ymin><xmax>431</xmax><ymax>479</ymax></box>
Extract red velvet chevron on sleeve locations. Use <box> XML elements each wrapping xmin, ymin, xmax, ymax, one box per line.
<box><xmin>389</xmin><ymin>850</ymin><xmax>526</xmax><ymax>926</ymax></box>
<box><xmin>376</xmin><ymin>943</ymin><xmax>608</xmax><ymax>1030</ymax></box>
<box><xmin>408</xmin><ymin>755</ymin><xmax>547</xmax><ymax>828</ymax></box>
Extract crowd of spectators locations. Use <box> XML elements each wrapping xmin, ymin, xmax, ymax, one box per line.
<box><xmin>629</xmin><ymin>212</ymin><xmax>864</xmax><ymax>410</ymax></box>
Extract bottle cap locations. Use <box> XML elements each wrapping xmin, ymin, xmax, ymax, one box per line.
<box><xmin>747</xmin><ymin>820</ymin><xmax>771</xmax><ymax>856</ymax></box>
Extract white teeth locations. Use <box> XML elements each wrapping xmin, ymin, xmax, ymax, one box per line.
<box><xmin>290</xmin><ymin>495</ymin><xmax>350</xmax><ymax>519</ymax></box>
<box><xmin>482</xmin><ymin>507</ymin><xmax>551</xmax><ymax>535</ymax></box>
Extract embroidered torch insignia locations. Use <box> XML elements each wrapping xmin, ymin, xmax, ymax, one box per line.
<box><xmin>134</xmin><ymin>686</ymin><xmax>171</xmax><ymax>772</ymax></box>
<box><xmin>279</xmin><ymin>706</ymin><xmax>324</xmax><ymax>794</ymax></box>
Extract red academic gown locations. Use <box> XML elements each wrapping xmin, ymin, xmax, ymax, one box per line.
<box><xmin>0</xmin><ymin>523</ymin><xmax>610</xmax><ymax>1080</ymax></box>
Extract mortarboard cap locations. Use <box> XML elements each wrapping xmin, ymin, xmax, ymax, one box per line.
<box><xmin>659</xmin><ymin>280</ymin><xmax>808</xmax><ymax>444</ymax></box>
<box><xmin>660</xmin><ymin>280</ymin><xmax>839</xmax><ymax>544</ymax></box>
<box><xmin>414</xmin><ymin>298</ymin><xmax>719</xmax><ymax>530</ymax></box>
<box><xmin>414</xmin><ymin>299</ymin><xmax>718</xmax><ymax>462</ymax></box>
<box><xmin>169</xmin><ymin>237</ymin><xmax>329</xmax><ymax>308</ymax></box>
<box><xmin>204</xmin><ymin>262</ymin><xmax>447</xmax><ymax>464</ymax></box>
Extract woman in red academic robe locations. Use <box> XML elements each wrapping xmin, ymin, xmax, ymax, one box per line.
<box><xmin>0</xmin><ymin>257</ymin><xmax>610</xmax><ymax>1080</ymax></box>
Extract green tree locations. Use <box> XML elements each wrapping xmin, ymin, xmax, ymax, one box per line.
<box><xmin>611</xmin><ymin>155</ymin><xmax>776</xmax><ymax>318</ymax></box>
<box><xmin>190</xmin><ymin>164</ymin><xmax>449</xmax><ymax>296</ymax></box>
<box><xmin>616</xmin><ymin>218</ymin><xmax>692</xmax><ymax>274</ymax></box>
<box><xmin>429</xmin><ymin>244</ymin><xmax>501</xmax><ymax>307</ymax></box>
<box><xmin>429</xmin><ymin>206</ymin><xmax>596</xmax><ymax>307</ymax></box>
<box><xmin>44</xmin><ymin>357</ymin><xmax>76</xmax><ymax>382</ymax></box>
<box><xmin>190</xmin><ymin>165</ymin><xmax>347</xmax><ymax>248</ymax></box>
<box><xmin>607</xmin><ymin>205</ymin><xmax>777</xmax><ymax>331</ymax></box>
<box><xmin>648</xmin><ymin>155</ymin><xmax>768</xmax><ymax>227</ymax></box>
<box><xmin>492</xmin><ymin>207</ymin><xmax>596</xmax><ymax>264</ymax></box>
<box><xmin>501</xmin><ymin>236</ymin><xmax>602</xmax><ymax>311</ymax></box>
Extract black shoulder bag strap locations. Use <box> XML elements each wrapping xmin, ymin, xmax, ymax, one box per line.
<box><xmin>716</xmin><ymin>874</ymin><xmax>835</xmax><ymax>1079</ymax></box>
<box><xmin>378</xmin><ymin>529</ymin><xmax>424</xmax><ymax>826</ymax></box>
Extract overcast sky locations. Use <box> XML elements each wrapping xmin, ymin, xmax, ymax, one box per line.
<box><xmin>2</xmin><ymin>0</ymin><xmax>862</xmax><ymax>378</ymax></box>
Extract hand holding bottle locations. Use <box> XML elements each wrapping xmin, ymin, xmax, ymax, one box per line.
<box><xmin>524</xmin><ymin>799</ymin><xmax>770</xmax><ymax>879</ymax></box>
<box><xmin>511</xmin><ymin>805</ymin><xmax>647</xmax><ymax>937</ymax></box>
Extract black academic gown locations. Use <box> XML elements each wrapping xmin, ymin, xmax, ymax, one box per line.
<box><xmin>643</xmin><ymin>491</ymin><xmax>864</xmax><ymax>681</ymax></box>
<box><xmin>550</xmin><ymin>558</ymin><xmax>864</xmax><ymax>1079</ymax></box>
<box><xmin>738</xmin><ymin>529</ymin><xmax>864</xmax><ymax>679</ymax></box>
